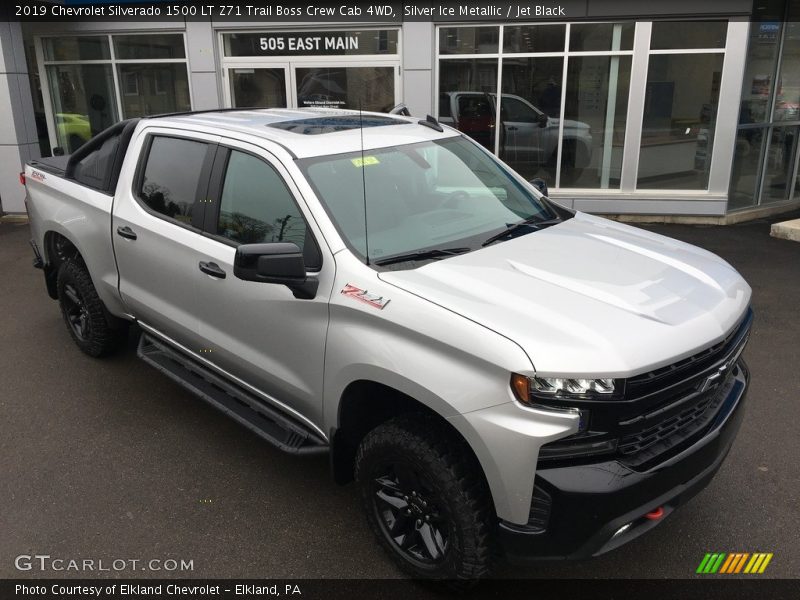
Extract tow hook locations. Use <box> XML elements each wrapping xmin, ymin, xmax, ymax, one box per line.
<box><xmin>645</xmin><ymin>506</ymin><xmax>665</xmax><ymax>520</ymax></box>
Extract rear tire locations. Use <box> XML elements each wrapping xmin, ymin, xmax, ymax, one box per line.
<box><xmin>355</xmin><ymin>416</ymin><xmax>495</xmax><ymax>583</ymax></box>
<box><xmin>56</xmin><ymin>260</ymin><xmax>126</xmax><ymax>357</ymax></box>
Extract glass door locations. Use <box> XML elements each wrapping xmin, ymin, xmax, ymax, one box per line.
<box><xmin>226</xmin><ymin>64</ymin><xmax>289</xmax><ymax>109</ymax></box>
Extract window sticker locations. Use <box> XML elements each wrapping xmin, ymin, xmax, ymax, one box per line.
<box><xmin>351</xmin><ymin>156</ymin><xmax>380</xmax><ymax>168</ymax></box>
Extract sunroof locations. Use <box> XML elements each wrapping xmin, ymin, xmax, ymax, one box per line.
<box><xmin>268</xmin><ymin>115</ymin><xmax>408</xmax><ymax>135</ymax></box>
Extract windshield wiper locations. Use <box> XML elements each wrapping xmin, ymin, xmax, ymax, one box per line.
<box><xmin>481</xmin><ymin>217</ymin><xmax>561</xmax><ymax>247</ymax></box>
<box><xmin>373</xmin><ymin>247</ymin><xmax>471</xmax><ymax>267</ymax></box>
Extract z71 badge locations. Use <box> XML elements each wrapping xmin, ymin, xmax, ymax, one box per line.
<box><xmin>341</xmin><ymin>284</ymin><xmax>390</xmax><ymax>309</ymax></box>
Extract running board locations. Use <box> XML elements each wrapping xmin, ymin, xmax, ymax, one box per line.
<box><xmin>137</xmin><ymin>333</ymin><xmax>327</xmax><ymax>455</ymax></box>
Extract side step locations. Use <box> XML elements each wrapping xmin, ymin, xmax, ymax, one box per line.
<box><xmin>137</xmin><ymin>333</ymin><xmax>327</xmax><ymax>455</ymax></box>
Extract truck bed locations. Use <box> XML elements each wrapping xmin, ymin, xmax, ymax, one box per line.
<box><xmin>29</xmin><ymin>155</ymin><xmax>69</xmax><ymax>177</ymax></box>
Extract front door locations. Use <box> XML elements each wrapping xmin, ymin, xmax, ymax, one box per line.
<box><xmin>188</xmin><ymin>138</ymin><xmax>334</xmax><ymax>431</ymax></box>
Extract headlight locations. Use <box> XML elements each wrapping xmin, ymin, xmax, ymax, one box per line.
<box><xmin>511</xmin><ymin>374</ymin><xmax>623</xmax><ymax>404</ymax></box>
<box><xmin>531</xmin><ymin>377</ymin><xmax>615</xmax><ymax>396</ymax></box>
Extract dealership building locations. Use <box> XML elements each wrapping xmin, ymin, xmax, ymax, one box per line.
<box><xmin>1</xmin><ymin>0</ymin><xmax>799</xmax><ymax>221</ymax></box>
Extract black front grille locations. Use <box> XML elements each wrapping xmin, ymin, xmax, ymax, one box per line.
<box><xmin>617</xmin><ymin>372</ymin><xmax>734</xmax><ymax>467</ymax></box>
<box><xmin>538</xmin><ymin>309</ymin><xmax>752</xmax><ymax>469</ymax></box>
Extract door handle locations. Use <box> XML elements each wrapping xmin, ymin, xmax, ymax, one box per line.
<box><xmin>199</xmin><ymin>261</ymin><xmax>226</xmax><ymax>279</ymax></box>
<box><xmin>507</xmin><ymin>126</ymin><xmax>519</xmax><ymax>131</ymax></box>
<box><xmin>116</xmin><ymin>226</ymin><xmax>137</xmax><ymax>240</ymax></box>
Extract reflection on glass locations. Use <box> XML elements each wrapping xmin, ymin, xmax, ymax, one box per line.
<box><xmin>739</xmin><ymin>21</ymin><xmax>781</xmax><ymax>124</ymax></box>
<box><xmin>46</xmin><ymin>64</ymin><xmax>118</xmax><ymax>153</ymax></box>
<box><xmin>569</xmin><ymin>23</ymin><xmax>634</xmax><ymax>51</ymax></box>
<box><xmin>774</xmin><ymin>21</ymin><xmax>800</xmax><ymax>121</ymax></box>
<box><xmin>114</xmin><ymin>34</ymin><xmax>186</xmax><ymax>60</ymax></box>
<box><xmin>43</xmin><ymin>36</ymin><xmax>110</xmax><ymax>61</ymax></box>
<box><xmin>503</xmin><ymin>25</ymin><xmax>565</xmax><ymax>53</ymax></box>
<box><xmin>761</xmin><ymin>126</ymin><xmax>799</xmax><ymax>203</ymax></box>
<box><xmin>438</xmin><ymin>59</ymin><xmax>498</xmax><ymax>152</ymax></box>
<box><xmin>650</xmin><ymin>21</ymin><xmax>727</xmax><ymax>49</ymax></box>
<box><xmin>117</xmin><ymin>64</ymin><xmax>190</xmax><ymax>118</ymax></box>
<box><xmin>499</xmin><ymin>57</ymin><xmax>563</xmax><ymax>181</ymax></box>
<box><xmin>728</xmin><ymin>127</ymin><xmax>766</xmax><ymax>210</ymax></box>
<box><xmin>295</xmin><ymin>67</ymin><xmax>394</xmax><ymax>111</ymax></box>
<box><xmin>560</xmin><ymin>56</ymin><xmax>631</xmax><ymax>188</ymax></box>
<box><xmin>230</xmin><ymin>69</ymin><xmax>287</xmax><ymax>108</ymax></box>
<box><xmin>140</xmin><ymin>137</ymin><xmax>209</xmax><ymax>224</ymax></box>
<box><xmin>637</xmin><ymin>54</ymin><xmax>724</xmax><ymax>190</ymax></box>
<box><xmin>439</xmin><ymin>27</ymin><xmax>499</xmax><ymax>54</ymax></box>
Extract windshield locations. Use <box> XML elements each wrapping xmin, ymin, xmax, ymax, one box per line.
<box><xmin>298</xmin><ymin>136</ymin><xmax>556</xmax><ymax>266</ymax></box>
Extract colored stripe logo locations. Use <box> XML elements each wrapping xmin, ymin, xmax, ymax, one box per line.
<box><xmin>696</xmin><ymin>552</ymin><xmax>773</xmax><ymax>574</ymax></box>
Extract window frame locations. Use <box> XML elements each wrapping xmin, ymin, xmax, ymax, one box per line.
<box><xmin>132</xmin><ymin>133</ymin><xmax>216</xmax><ymax>232</ymax></box>
<box><xmin>203</xmin><ymin>144</ymin><xmax>323</xmax><ymax>271</ymax></box>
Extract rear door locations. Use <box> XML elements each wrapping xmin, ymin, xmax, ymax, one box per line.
<box><xmin>113</xmin><ymin>128</ymin><xmax>219</xmax><ymax>350</ymax></box>
<box><xmin>188</xmin><ymin>139</ymin><xmax>334</xmax><ymax>430</ymax></box>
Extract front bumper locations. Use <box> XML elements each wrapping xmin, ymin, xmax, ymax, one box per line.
<box><xmin>499</xmin><ymin>360</ymin><xmax>749</xmax><ymax>562</ymax></box>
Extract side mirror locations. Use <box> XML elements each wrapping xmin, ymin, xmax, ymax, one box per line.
<box><xmin>234</xmin><ymin>242</ymin><xmax>318</xmax><ymax>299</ymax></box>
<box><xmin>537</xmin><ymin>113</ymin><xmax>548</xmax><ymax>128</ymax></box>
<box><xmin>53</xmin><ymin>147</ymin><xmax>65</xmax><ymax>156</ymax></box>
<box><xmin>529</xmin><ymin>178</ymin><xmax>549</xmax><ymax>197</ymax></box>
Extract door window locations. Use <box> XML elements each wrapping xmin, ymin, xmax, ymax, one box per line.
<box><xmin>217</xmin><ymin>150</ymin><xmax>312</xmax><ymax>254</ymax></box>
<box><xmin>137</xmin><ymin>136</ymin><xmax>210</xmax><ymax>227</ymax></box>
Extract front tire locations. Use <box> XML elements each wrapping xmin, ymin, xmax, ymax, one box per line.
<box><xmin>56</xmin><ymin>260</ymin><xmax>126</xmax><ymax>357</ymax></box>
<box><xmin>355</xmin><ymin>416</ymin><xmax>495</xmax><ymax>582</ymax></box>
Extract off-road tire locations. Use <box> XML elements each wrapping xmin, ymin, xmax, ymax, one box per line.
<box><xmin>355</xmin><ymin>415</ymin><xmax>495</xmax><ymax>583</ymax></box>
<box><xmin>56</xmin><ymin>260</ymin><xmax>126</xmax><ymax>357</ymax></box>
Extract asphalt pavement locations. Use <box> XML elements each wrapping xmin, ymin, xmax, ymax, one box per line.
<box><xmin>1</xmin><ymin>214</ymin><xmax>798</xmax><ymax>580</ymax></box>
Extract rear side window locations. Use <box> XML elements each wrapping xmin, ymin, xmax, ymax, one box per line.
<box><xmin>138</xmin><ymin>136</ymin><xmax>209</xmax><ymax>226</ymax></box>
<box><xmin>72</xmin><ymin>133</ymin><xmax>120</xmax><ymax>190</ymax></box>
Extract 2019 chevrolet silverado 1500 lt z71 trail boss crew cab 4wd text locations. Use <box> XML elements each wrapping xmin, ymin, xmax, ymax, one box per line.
<box><xmin>24</xmin><ymin>109</ymin><xmax>752</xmax><ymax>582</ymax></box>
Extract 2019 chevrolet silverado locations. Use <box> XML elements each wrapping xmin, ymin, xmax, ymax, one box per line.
<box><xmin>23</xmin><ymin>108</ymin><xmax>751</xmax><ymax>582</ymax></box>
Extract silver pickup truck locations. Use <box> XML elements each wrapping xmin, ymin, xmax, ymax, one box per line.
<box><xmin>24</xmin><ymin>108</ymin><xmax>752</xmax><ymax>582</ymax></box>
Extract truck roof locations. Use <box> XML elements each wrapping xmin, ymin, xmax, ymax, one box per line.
<box><xmin>151</xmin><ymin>108</ymin><xmax>460</xmax><ymax>159</ymax></box>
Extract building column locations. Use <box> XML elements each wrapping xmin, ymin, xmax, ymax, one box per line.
<box><xmin>402</xmin><ymin>21</ymin><xmax>435</xmax><ymax>117</ymax></box>
<box><xmin>186</xmin><ymin>18</ymin><xmax>222</xmax><ymax>110</ymax></box>
<box><xmin>0</xmin><ymin>18</ymin><xmax>39</xmax><ymax>214</ymax></box>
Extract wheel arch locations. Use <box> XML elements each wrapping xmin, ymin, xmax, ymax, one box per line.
<box><xmin>330</xmin><ymin>378</ymin><xmax>497</xmax><ymax>517</ymax></box>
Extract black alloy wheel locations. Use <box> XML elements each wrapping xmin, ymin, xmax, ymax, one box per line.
<box><xmin>371</xmin><ymin>461</ymin><xmax>450</xmax><ymax>567</ymax></box>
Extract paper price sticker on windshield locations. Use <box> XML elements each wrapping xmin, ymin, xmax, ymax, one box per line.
<box><xmin>351</xmin><ymin>156</ymin><xmax>380</xmax><ymax>168</ymax></box>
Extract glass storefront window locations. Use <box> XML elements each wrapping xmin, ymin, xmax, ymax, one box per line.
<box><xmin>561</xmin><ymin>56</ymin><xmax>632</xmax><ymax>188</ymax></box>
<box><xmin>650</xmin><ymin>21</ymin><xmax>728</xmax><ymax>50</ymax></box>
<box><xmin>569</xmin><ymin>23</ymin><xmax>634</xmax><ymax>52</ymax></box>
<box><xmin>117</xmin><ymin>64</ymin><xmax>191</xmax><ymax>117</ymax></box>
<box><xmin>43</xmin><ymin>36</ymin><xmax>109</xmax><ymax>61</ymax></box>
<box><xmin>739</xmin><ymin>22</ymin><xmax>782</xmax><ymax>124</ymax></box>
<box><xmin>230</xmin><ymin>69</ymin><xmax>287</xmax><ymax>108</ymax></box>
<box><xmin>498</xmin><ymin>57</ymin><xmax>563</xmax><ymax>180</ymax></box>
<box><xmin>637</xmin><ymin>53</ymin><xmax>724</xmax><ymax>190</ymax></box>
<box><xmin>439</xmin><ymin>27</ymin><xmax>499</xmax><ymax>55</ymax></box>
<box><xmin>503</xmin><ymin>25</ymin><xmax>565</xmax><ymax>53</ymax></box>
<box><xmin>438</xmin><ymin>59</ymin><xmax>498</xmax><ymax>152</ymax></box>
<box><xmin>114</xmin><ymin>34</ymin><xmax>186</xmax><ymax>60</ymax></box>
<box><xmin>761</xmin><ymin>126</ymin><xmax>799</xmax><ymax>203</ymax></box>
<box><xmin>224</xmin><ymin>30</ymin><xmax>398</xmax><ymax>57</ymax></box>
<box><xmin>729</xmin><ymin>127</ymin><xmax>767</xmax><ymax>210</ymax></box>
<box><xmin>774</xmin><ymin>21</ymin><xmax>800</xmax><ymax>121</ymax></box>
<box><xmin>46</xmin><ymin>64</ymin><xmax>118</xmax><ymax>152</ymax></box>
<box><xmin>295</xmin><ymin>67</ymin><xmax>394</xmax><ymax>111</ymax></box>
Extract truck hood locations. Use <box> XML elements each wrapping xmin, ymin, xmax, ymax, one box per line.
<box><xmin>378</xmin><ymin>213</ymin><xmax>751</xmax><ymax>377</ymax></box>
